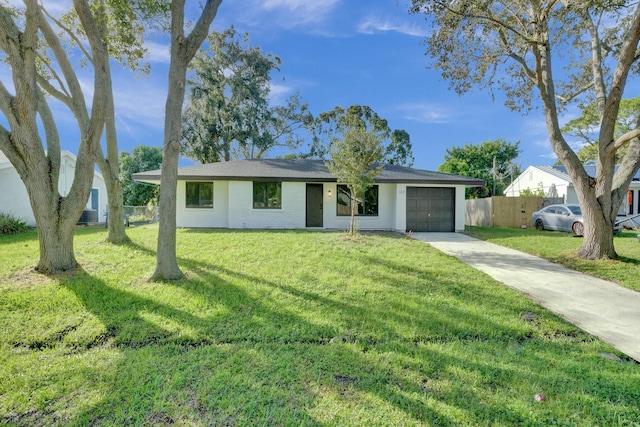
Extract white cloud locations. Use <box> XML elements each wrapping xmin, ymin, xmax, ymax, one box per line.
<box><xmin>144</xmin><ymin>41</ymin><xmax>171</xmax><ymax>64</ymax></box>
<box><xmin>261</xmin><ymin>0</ymin><xmax>341</xmax><ymax>24</ymax></box>
<box><xmin>357</xmin><ymin>15</ymin><xmax>427</xmax><ymax>37</ymax></box>
<box><xmin>112</xmin><ymin>77</ymin><xmax>167</xmax><ymax>131</ymax></box>
<box><xmin>521</xmin><ymin>117</ymin><xmax>549</xmax><ymax>139</ymax></box>
<box><xmin>231</xmin><ymin>0</ymin><xmax>342</xmax><ymax>32</ymax></box>
<box><xmin>268</xmin><ymin>82</ymin><xmax>293</xmax><ymax>106</ymax></box>
<box><xmin>396</xmin><ymin>102</ymin><xmax>452</xmax><ymax>124</ymax></box>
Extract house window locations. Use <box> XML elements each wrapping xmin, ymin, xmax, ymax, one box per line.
<box><xmin>336</xmin><ymin>185</ymin><xmax>378</xmax><ymax>216</ymax></box>
<box><xmin>253</xmin><ymin>182</ymin><xmax>281</xmax><ymax>209</ymax></box>
<box><xmin>185</xmin><ymin>182</ymin><xmax>213</xmax><ymax>208</ymax></box>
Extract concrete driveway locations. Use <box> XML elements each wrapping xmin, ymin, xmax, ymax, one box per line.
<box><xmin>412</xmin><ymin>232</ymin><xmax>640</xmax><ymax>362</ymax></box>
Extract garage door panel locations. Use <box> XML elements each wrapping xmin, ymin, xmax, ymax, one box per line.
<box><xmin>406</xmin><ymin>187</ymin><xmax>454</xmax><ymax>232</ymax></box>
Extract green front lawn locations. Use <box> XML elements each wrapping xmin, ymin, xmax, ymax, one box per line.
<box><xmin>466</xmin><ymin>226</ymin><xmax>640</xmax><ymax>291</ymax></box>
<box><xmin>1</xmin><ymin>226</ymin><xmax>638</xmax><ymax>426</ymax></box>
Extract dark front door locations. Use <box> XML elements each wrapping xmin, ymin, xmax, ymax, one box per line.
<box><xmin>306</xmin><ymin>184</ymin><xmax>323</xmax><ymax>227</ymax></box>
<box><xmin>406</xmin><ymin>187</ymin><xmax>455</xmax><ymax>232</ymax></box>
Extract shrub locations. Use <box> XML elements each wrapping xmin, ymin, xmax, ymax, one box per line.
<box><xmin>0</xmin><ymin>212</ymin><xmax>30</xmax><ymax>235</ymax></box>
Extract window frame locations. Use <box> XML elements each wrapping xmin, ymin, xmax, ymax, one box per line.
<box><xmin>185</xmin><ymin>181</ymin><xmax>214</xmax><ymax>209</ymax></box>
<box><xmin>253</xmin><ymin>181</ymin><xmax>282</xmax><ymax>209</ymax></box>
<box><xmin>336</xmin><ymin>184</ymin><xmax>379</xmax><ymax>217</ymax></box>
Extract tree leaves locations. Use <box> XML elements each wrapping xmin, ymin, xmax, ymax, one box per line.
<box><xmin>307</xmin><ymin>104</ymin><xmax>414</xmax><ymax>166</ymax></box>
<box><xmin>181</xmin><ymin>27</ymin><xmax>311</xmax><ymax>163</ymax></box>
<box><xmin>438</xmin><ymin>138</ymin><xmax>521</xmax><ymax>198</ymax></box>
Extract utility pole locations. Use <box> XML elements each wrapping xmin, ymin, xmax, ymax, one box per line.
<box><xmin>492</xmin><ymin>156</ymin><xmax>497</xmax><ymax>196</ymax></box>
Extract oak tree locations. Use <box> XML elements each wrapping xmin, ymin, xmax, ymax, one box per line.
<box><xmin>0</xmin><ymin>0</ymin><xmax>109</xmax><ymax>274</ymax></box>
<box><xmin>411</xmin><ymin>0</ymin><xmax>640</xmax><ymax>259</ymax></box>
<box><xmin>181</xmin><ymin>27</ymin><xmax>312</xmax><ymax>163</ymax></box>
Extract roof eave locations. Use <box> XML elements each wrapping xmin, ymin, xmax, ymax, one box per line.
<box><xmin>132</xmin><ymin>173</ymin><xmax>485</xmax><ymax>187</ymax></box>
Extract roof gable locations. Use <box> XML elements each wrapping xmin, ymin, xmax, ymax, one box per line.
<box><xmin>133</xmin><ymin>159</ymin><xmax>485</xmax><ymax>186</ymax></box>
<box><xmin>0</xmin><ymin>150</ymin><xmax>104</xmax><ymax>179</ymax></box>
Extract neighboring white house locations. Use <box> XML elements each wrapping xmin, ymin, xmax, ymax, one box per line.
<box><xmin>0</xmin><ymin>150</ymin><xmax>108</xmax><ymax>226</ymax></box>
<box><xmin>504</xmin><ymin>165</ymin><xmax>640</xmax><ymax>216</ymax></box>
<box><xmin>133</xmin><ymin>159</ymin><xmax>484</xmax><ymax>232</ymax></box>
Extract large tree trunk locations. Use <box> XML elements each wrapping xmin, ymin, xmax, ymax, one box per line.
<box><xmin>98</xmin><ymin>158</ymin><xmax>127</xmax><ymax>243</ymax></box>
<box><xmin>151</xmin><ymin>0</ymin><xmax>222</xmax><ymax>281</ymax></box>
<box><xmin>35</xmin><ymin>214</ymin><xmax>78</xmax><ymax>274</ymax></box>
<box><xmin>577</xmin><ymin>208</ymin><xmax>617</xmax><ymax>259</ymax></box>
<box><xmin>23</xmin><ymin>156</ymin><xmax>86</xmax><ymax>274</ymax></box>
<box><xmin>96</xmin><ymin>104</ymin><xmax>128</xmax><ymax>244</ymax></box>
<box><xmin>0</xmin><ymin>1</ymin><xmax>109</xmax><ymax>274</ymax></box>
<box><xmin>533</xmin><ymin>11</ymin><xmax>624</xmax><ymax>261</ymax></box>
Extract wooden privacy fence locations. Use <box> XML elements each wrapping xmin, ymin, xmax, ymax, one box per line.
<box><xmin>465</xmin><ymin>196</ymin><xmax>564</xmax><ymax>228</ymax></box>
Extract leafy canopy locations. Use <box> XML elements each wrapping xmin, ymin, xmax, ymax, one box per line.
<box><xmin>119</xmin><ymin>145</ymin><xmax>163</xmax><ymax>206</ymax></box>
<box><xmin>410</xmin><ymin>0</ymin><xmax>640</xmax><ymax>259</ymax></box>
<box><xmin>307</xmin><ymin>105</ymin><xmax>414</xmax><ymax>167</ymax></box>
<box><xmin>562</xmin><ymin>97</ymin><xmax>640</xmax><ymax>164</ymax></box>
<box><xmin>438</xmin><ymin>139</ymin><xmax>521</xmax><ymax>198</ymax></box>
<box><xmin>181</xmin><ymin>26</ymin><xmax>312</xmax><ymax>163</ymax></box>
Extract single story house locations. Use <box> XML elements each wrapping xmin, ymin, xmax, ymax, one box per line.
<box><xmin>133</xmin><ymin>159</ymin><xmax>484</xmax><ymax>232</ymax></box>
<box><xmin>504</xmin><ymin>165</ymin><xmax>640</xmax><ymax>216</ymax></box>
<box><xmin>0</xmin><ymin>149</ymin><xmax>107</xmax><ymax>226</ymax></box>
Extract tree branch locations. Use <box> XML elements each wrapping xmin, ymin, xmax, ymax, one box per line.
<box><xmin>36</xmin><ymin>87</ymin><xmax>61</xmax><ymax>179</ymax></box>
<box><xmin>184</xmin><ymin>0</ymin><xmax>224</xmax><ymax>60</ymax></box>
<box><xmin>602</xmin><ymin>3</ymin><xmax>640</xmax><ymax>150</ymax></box>
<box><xmin>40</xmin><ymin>4</ymin><xmax>93</xmax><ymax>64</ymax></box>
<box><xmin>555</xmin><ymin>82</ymin><xmax>595</xmax><ymax>105</ymax></box>
<box><xmin>583</xmin><ymin>10</ymin><xmax>608</xmax><ymax>115</ymax></box>
<box><xmin>37</xmin><ymin>3</ymin><xmax>89</xmax><ymax>127</ymax></box>
<box><xmin>613</xmin><ymin>128</ymin><xmax>640</xmax><ymax>151</ymax></box>
<box><xmin>36</xmin><ymin>51</ymin><xmax>71</xmax><ymax>98</ymax></box>
<box><xmin>36</xmin><ymin>74</ymin><xmax>73</xmax><ymax>108</ymax></box>
<box><xmin>0</xmin><ymin>80</ymin><xmax>14</xmax><ymax>120</ymax></box>
<box><xmin>432</xmin><ymin>0</ymin><xmax>539</xmax><ymax>45</ymax></box>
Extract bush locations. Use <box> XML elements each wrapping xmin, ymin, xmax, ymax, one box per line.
<box><xmin>0</xmin><ymin>212</ymin><xmax>30</xmax><ymax>235</ymax></box>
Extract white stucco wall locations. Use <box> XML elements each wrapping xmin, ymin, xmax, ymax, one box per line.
<box><xmin>176</xmin><ymin>180</ymin><xmax>229</xmax><ymax>228</ymax></box>
<box><xmin>172</xmin><ymin>179</ymin><xmax>468</xmax><ymax>232</ymax></box>
<box><xmin>0</xmin><ymin>151</ymin><xmax>107</xmax><ymax>226</ymax></box>
<box><xmin>322</xmin><ymin>182</ymin><xmax>397</xmax><ymax>231</ymax></box>
<box><xmin>227</xmin><ymin>181</ymin><xmax>306</xmax><ymax>229</ymax></box>
<box><xmin>0</xmin><ymin>165</ymin><xmax>35</xmax><ymax>225</ymax></box>
<box><xmin>504</xmin><ymin>167</ymin><xmax>570</xmax><ymax>199</ymax></box>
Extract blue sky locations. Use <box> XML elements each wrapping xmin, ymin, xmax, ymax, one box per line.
<box><xmin>4</xmin><ymin>0</ymin><xmax>562</xmax><ymax>172</ymax></box>
<box><xmin>104</xmin><ymin>0</ymin><xmax>563</xmax><ymax>172</ymax></box>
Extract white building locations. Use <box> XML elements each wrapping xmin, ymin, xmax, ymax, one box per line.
<box><xmin>0</xmin><ymin>150</ymin><xmax>108</xmax><ymax>226</ymax></box>
<box><xmin>133</xmin><ymin>159</ymin><xmax>484</xmax><ymax>232</ymax></box>
<box><xmin>504</xmin><ymin>165</ymin><xmax>640</xmax><ymax>216</ymax></box>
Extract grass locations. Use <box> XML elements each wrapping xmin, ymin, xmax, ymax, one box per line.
<box><xmin>465</xmin><ymin>226</ymin><xmax>640</xmax><ymax>291</ymax></box>
<box><xmin>1</xmin><ymin>225</ymin><xmax>639</xmax><ymax>426</ymax></box>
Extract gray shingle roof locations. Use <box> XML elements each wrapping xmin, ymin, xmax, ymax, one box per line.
<box><xmin>133</xmin><ymin>159</ymin><xmax>485</xmax><ymax>186</ymax></box>
<box><xmin>552</xmin><ymin>164</ymin><xmax>640</xmax><ymax>181</ymax></box>
<box><xmin>536</xmin><ymin>165</ymin><xmax>572</xmax><ymax>182</ymax></box>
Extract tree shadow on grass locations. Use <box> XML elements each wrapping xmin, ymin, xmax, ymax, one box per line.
<box><xmin>7</xmin><ymin>232</ymin><xmax>640</xmax><ymax>425</ymax></box>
